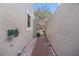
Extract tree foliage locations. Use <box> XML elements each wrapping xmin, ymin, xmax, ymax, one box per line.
<box><xmin>34</xmin><ymin>7</ymin><xmax>52</xmax><ymax>19</ymax></box>
<box><xmin>34</xmin><ymin>7</ymin><xmax>52</xmax><ymax>36</ymax></box>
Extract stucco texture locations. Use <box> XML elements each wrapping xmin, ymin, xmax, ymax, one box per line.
<box><xmin>0</xmin><ymin>3</ymin><xmax>35</xmax><ymax>56</ymax></box>
<box><xmin>47</xmin><ymin>4</ymin><xmax>79</xmax><ymax>56</ymax></box>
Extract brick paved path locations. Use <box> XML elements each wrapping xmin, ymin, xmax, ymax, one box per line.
<box><xmin>31</xmin><ymin>36</ymin><xmax>53</xmax><ymax>56</ymax></box>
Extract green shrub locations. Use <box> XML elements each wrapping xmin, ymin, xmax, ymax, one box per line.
<box><xmin>7</xmin><ymin>28</ymin><xmax>19</xmax><ymax>37</ymax></box>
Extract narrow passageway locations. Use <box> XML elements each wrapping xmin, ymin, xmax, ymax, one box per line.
<box><xmin>31</xmin><ymin>36</ymin><xmax>54</xmax><ymax>56</ymax></box>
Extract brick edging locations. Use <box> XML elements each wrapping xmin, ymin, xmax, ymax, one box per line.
<box><xmin>44</xmin><ymin>32</ymin><xmax>58</xmax><ymax>56</ymax></box>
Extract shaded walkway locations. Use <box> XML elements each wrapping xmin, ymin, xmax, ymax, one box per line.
<box><xmin>31</xmin><ymin>36</ymin><xmax>54</xmax><ymax>56</ymax></box>
<box><xmin>20</xmin><ymin>38</ymin><xmax>37</xmax><ymax>56</ymax></box>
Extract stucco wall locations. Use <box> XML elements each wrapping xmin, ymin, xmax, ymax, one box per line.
<box><xmin>47</xmin><ymin>4</ymin><xmax>79</xmax><ymax>56</ymax></box>
<box><xmin>0</xmin><ymin>3</ymin><xmax>35</xmax><ymax>56</ymax></box>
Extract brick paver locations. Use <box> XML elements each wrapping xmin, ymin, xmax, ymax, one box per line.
<box><xmin>21</xmin><ymin>38</ymin><xmax>37</xmax><ymax>56</ymax></box>
<box><xmin>31</xmin><ymin>36</ymin><xmax>53</xmax><ymax>56</ymax></box>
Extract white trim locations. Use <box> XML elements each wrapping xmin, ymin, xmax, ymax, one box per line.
<box><xmin>27</xmin><ymin>27</ymin><xmax>32</xmax><ymax>31</ymax></box>
<box><xmin>26</xmin><ymin>11</ymin><xmax>33</xmax><ymax>31</ymax></box>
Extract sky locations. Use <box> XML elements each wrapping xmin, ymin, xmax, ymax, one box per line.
<box><xmin>32</xmin><ymin>3</ymin><xmax>58</xmax><ymax>13</ymax></box>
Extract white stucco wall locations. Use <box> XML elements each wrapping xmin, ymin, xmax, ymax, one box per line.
<box><xmin>47</xmin><ymin>4</ymin><xmax>79</xmax><ymax>56</ymax></box>
<box><xmin>0</xmin><ymin>3</ymin><xmax>35</xmax><ymax>56</ymax></box>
